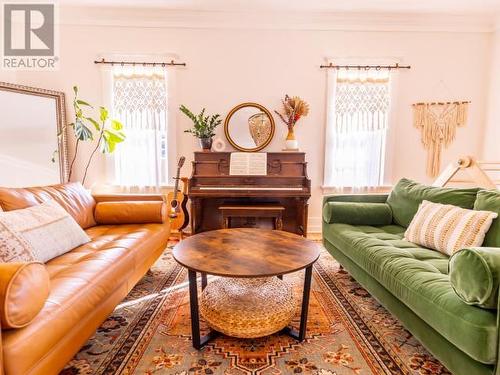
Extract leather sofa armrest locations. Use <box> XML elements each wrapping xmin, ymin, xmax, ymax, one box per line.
<box><xmin>94</xmin><ymin>201</ymin><xmax>166</xmax><ymax>224</ymax></box>
<box><xmin>0</xmin><ymin>263</ymin><xmax>50</xmax><ymax>330</ymax></box>
<box><xmin>323</xmin><ymin>201</ymin><xmax>393</xmax><ymax>225</ymax></box>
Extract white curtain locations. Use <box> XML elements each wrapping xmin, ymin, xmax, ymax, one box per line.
<box><xmin>324</xmin><ymin>68</ymin><xmax>391</xmax><ymax>189</ymax></box>
<box><xmin>112</xmin><ymin>67</ymin><xmax>168</xmax><ymax>188</ymax></box>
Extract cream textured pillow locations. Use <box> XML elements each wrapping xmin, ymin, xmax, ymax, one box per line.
<box><xmin>404</xmin><ymin>200</ymin><xmax>498</xmax><ymax>256</ymax></box>
<box><xmin>0</xmin><ymin>200</ymin><xmax>90</xmax><ymax>263</ymax></box>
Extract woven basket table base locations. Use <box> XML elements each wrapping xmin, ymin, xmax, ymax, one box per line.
<box><xmin>200</xmin><ymin>277</ymin><xmax>296</xmax><ymax>338</ymax></box>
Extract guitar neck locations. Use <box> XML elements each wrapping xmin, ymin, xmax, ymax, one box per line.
<box><xmin>172</xmin><ymin>168</ymin><xmax>181</xmax><ymax>200</ymax></box>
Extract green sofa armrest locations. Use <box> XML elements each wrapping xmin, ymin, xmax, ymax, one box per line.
<box><xmin>322</xmin><ymin>201</ymin><xmax>393</xmax><ymax>226</ymax></box>
<box><xmin>449</xmin><ymin>247</ymin><xmax>500</xmax><ymax>309</ymax></box>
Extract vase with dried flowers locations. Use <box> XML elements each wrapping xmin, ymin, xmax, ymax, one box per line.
<box><xmin>274</xmin><ymin>95</ymin><xmax>309</xmax><ymax>150</ymax></box>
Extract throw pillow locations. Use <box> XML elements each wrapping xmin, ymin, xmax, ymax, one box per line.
<box><xmin>449</xmin><ymin>247</ymin><xmax>500</xmax><ymax>309</ymax></box>
<box><xmin>387</xmin><ymin>178</ymin><xmax>480</xmax><ymax>227</ymax></box>
<box><xmin>473</xmin><ymin>190</ymin><xmax>500</xmax><ymax>247</ymax></box>
<box><xmin>0</xmin><ymin>200</ymin><xmax>90</xmax><ymax>263</ymax></box>
<box><xmin>404</xmin><ymin>200</ymin><xmax>498</xmax><ymax>256</ymax></box>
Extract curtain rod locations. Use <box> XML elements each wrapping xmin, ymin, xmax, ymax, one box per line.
<box><xmin>320</xmin><ymin>62</ymin><xmax>411</xmax><ymax>70</ymax></box>
<box><xmin>94</xmin><ymin>58</ymin><xmax>186</xmax><ymax>67</ymax></box>
<box><xmin>412</xmin><ymin>101</ymin><xmax>471</xmax><ymax>106</ymax></box>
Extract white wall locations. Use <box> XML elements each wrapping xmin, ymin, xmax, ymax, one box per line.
<box><xmin>2</xmin><ymin>8</ymin><xmax>493</xmax><ymax>231</ymax></box>
<box><xmin>484</xmin><ymin>29</ymin><xmax>500</xmax><ymax>160</ymax></box>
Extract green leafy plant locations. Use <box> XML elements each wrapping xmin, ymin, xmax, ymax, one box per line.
<box><xmin>60</xmin><ymin>86</ymin><xmax>125</xmax><ymax>185</ymax></box>
<box><xmin>180</xmin><ymin>105</ymin><xmax>221</xmax><ymax>138</ymax></box>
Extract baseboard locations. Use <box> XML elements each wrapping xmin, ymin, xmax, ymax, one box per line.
<box><xmin>307</xmin><ymin>216</ymin><xmax>322</xmax><ymax>234</ymax></box>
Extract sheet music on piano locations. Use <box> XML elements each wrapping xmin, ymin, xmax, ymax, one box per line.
<box><xmin>229</xmin><ymin>152</ymin><xmax>267</xmax><ymax>175</ymax></box>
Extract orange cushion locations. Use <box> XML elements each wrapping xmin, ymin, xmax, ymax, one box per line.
<box><xmin>94</xmin><ymin>201</ymin><xmax>165</xmax><ymax>224</ymax></box>
<box><xmin>0</xmin><ymin>262</ymin><xmax>50</xmax><ymax>329</ymax></box>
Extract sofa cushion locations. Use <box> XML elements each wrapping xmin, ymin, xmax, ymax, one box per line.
<box><xmin>404</xmin><ymin>200</ymin><xmax>497</xmax><ymax>256</ymax></box>
<box><xmin>449</xmin><ymin>247</ymin><xmax>500</xmax><ymax>309</ymax></box>
<box><xmin>474</xmin><ymin>189</ymin><xmax>500</xmax><ymax>247</ymax></box>
<box><xmin>0</xmin><ymin>182</ymin><xmax>97</xmax><ymax>229</ymax></box>
<box><xmin>95</xmin><ymin>201</ymin><xmax>165</xmax><ymax>224</ymax></box>
<box><xmin>1</xmin><ymin>223</ymin><xmax>169</xmax><ymax>375</ymax></box>
<box><xmin>322</xmin><ymin>202</ymin><xmax>392</xmax><ymax>226</ymax></box>
<box><xmin>0</xmin><ymin>262</ymin><xmax>50</xmax><ymax>329</ymax></box>
<box><xmin>0</xmin><ymin>200</ymin><xmax>91</xmax><ymax>263</ymax></box>
<box><xmin>324</xmin><ymin>223</ymin><xmax>497</xmax><ymax>364</ymax></box>
<box><xmin>386</xmin><ymin>178</ymin><xmax>480</xmax><ymax>227</ymax></box>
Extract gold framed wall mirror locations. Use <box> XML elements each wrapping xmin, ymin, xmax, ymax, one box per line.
<box><xmin>0</xmin><ymin>82</ymin><xmax>68</xmax><ymax>187</ymax></box>
<box><xmin>224</xmin><ymin>102</ymin><xmax>275</xmax><ymax>152</ymax></box>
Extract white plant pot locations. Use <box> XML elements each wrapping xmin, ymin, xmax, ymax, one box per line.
<box><xmin>285</xmin><ymin>139</ymin><xmax>298</xmax><ymax>150</ymax></box>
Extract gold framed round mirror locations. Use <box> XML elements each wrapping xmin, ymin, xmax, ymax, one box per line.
<box><xmin>224</xmin><ymin>102</ymin><xmax>275</xmax><ymax>152</ymax></box>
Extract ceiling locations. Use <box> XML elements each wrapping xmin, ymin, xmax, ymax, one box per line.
<box><xmin>60</xmin><ymin>0</ymin><xmax>500</xmax><ymax>16</ymax></box>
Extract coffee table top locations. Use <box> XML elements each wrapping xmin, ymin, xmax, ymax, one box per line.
<box><xmin>172</xmin><ymin>228</ymin><xmax>320</xmax><ymax>278</ymax></box>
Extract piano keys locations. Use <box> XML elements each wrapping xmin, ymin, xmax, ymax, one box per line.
<box><xmin>187</xmin><ymin>151</ymin><xmax>311</xmax><ymax>236</ymax></box>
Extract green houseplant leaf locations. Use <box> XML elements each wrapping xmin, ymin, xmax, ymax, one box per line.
<box><xmin>66</xmin><ymin>86</ymin><xmax>126</xmax><ymax>185</ymax></box>
<box><xmin>74</xmin><ymin>119</ymin><xmax>93</xmax><ymax>141</ymax></box>
<box><xmin>76</xmin><ymin>99</ymin><xmax>92</xmax><ymax>107</ymax></box>
<box><xmin>180</xmin><ymin>105</ymin><xmax>221</xmax><ymax>139</ymax></box>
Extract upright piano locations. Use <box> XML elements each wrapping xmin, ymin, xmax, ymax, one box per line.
<box><xmin>187</xmin><ymin>151</ymin><xmax>311</xmax><ymax>236</ymax></box>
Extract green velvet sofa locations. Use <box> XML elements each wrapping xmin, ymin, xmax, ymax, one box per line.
<box><xmin>322</xmin><ymin>179</ymin><xmax>500</xmax><ymax>375</ymax></box>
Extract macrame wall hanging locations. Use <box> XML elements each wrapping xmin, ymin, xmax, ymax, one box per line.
<box><xmin>412</xmin><ymin>101</ymin><xmax>470</xmax><ymax>177</ymax></box>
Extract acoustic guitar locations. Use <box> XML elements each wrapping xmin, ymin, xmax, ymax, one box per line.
<box><xmin>166</xmin><ymin>156</ymin><xmax>189</xmax><ymax>231</ymax></box>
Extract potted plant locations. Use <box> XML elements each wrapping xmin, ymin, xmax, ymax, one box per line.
<box><xmin>274</xmin><ymin>95</ymin><xmax>309</xmax><ymax>150</ymax></box>
<box><xmin>180</xmin><ymin>105</ymin><xmax>222</xmax><ymax>151</ymax></box>
<box><xmin>57</xmin><ymin>86</ymin><xmax>125</xmax><ymax>185</ymax></box>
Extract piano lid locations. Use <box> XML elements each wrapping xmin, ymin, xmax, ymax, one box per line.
<box><xmin>188</xmin><ymin>151</ymin><xmax>310</xmax><ymax>198</ymax></box>
<box><xmin>191</xmin><ymin>151</ymin><xmax>308</xmax><ymax>178</ymax></box>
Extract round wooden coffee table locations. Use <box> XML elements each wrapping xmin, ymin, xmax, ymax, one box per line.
<box><xmin>173</xmin><ymin>228</ymin><xmax>320</xmax><ymax>349</ymax></box>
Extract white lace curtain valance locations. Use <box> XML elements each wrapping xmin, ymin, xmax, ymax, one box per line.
<box><xmin>334</xmin><ymin>69</ymin><xmax>390</xmax><ymax>132</ymax></box>
<box><xmin>113</xmin><ymin>71</ymin><xmax>167</xmax><ymax>130</ymax></box>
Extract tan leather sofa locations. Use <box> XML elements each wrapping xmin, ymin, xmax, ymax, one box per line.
<box><xmin>0</xmin><ymin>183</ymin><xmax>171</xmax><ymax>375</ymax></box>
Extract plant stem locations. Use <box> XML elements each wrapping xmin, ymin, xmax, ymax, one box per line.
<box><xmin>68</xmin><ymin>139</ymin><xmax>79</xmax><ymax>181</ymax></box>
<box><xmin>82</xmin><ymin>127</ymin><xmax>104</xmax><ymax>186</ymax></box>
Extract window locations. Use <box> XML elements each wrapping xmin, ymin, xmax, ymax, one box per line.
<box><xmin>111</xmin><ymin>66</ymin><xmax>169</xmax><ymax>188</ymax></box>
<box><xmin>324</xmin><ymin>67</ymin><xmax>391</xmax><ymax>189</ymax></box>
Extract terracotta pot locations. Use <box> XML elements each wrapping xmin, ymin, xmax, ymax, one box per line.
<box><xmin>199</xmin><ymin>137</ymin><xmax>213</xmax><ymax>151</ymax></box>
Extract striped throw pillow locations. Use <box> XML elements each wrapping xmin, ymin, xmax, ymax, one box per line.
<box><xmin>404</xmin><ymin>200</ymin><xmax>498</xmax><ymax>256</ymax></box>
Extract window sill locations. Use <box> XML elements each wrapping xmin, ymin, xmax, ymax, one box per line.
<box><xmin>321</xmin><ymin>185</ymin><xmax>392</xmax><ymax>195</ymax></box>
<box><xmin>91</xmin><ymin>184</ymin><xmax>175</xmax><ymax>195</ymax></box>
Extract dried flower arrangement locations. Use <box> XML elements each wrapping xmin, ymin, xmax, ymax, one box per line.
<box><xmin>274</xmin><ymin>95</ymin><xmax>309</xmax><ymax>149</ymax></box>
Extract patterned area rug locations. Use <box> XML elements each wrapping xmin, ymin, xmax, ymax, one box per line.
<box><xmin>62</xmin><ymin>241</ymin><xmax>450</xmax><ymax>375</ymax></box>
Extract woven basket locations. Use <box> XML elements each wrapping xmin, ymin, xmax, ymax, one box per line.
<box><xmin>200</xmin><ymin>277</ymin><xmax>296</xmax><ymax>338</ymax></box>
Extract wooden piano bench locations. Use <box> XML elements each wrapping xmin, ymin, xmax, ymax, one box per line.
<box><xmin>218</xmin><ymin>205</ymin><xmax>285</xmax><ymax>230</ymax></box>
